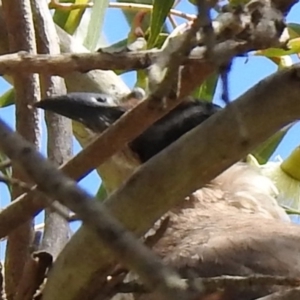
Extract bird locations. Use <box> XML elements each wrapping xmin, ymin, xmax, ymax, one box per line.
<box><xmin>34</xmin><ymin>91</ymin><xmax>222</xmax><ymax>163</ymax></box>
<box><xmin>35</xmin><ymin>92</ymin><xmax>300</xmax><ymax>300</ymax></box>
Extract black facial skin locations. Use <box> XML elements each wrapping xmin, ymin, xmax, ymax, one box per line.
<box><xmin>35</xmin><ymin>93</ymin><xmax>221</xmax><ymax>163</ymax></box>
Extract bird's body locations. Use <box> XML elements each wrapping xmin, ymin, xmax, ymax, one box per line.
<box><xmin>36</xmin><ymin>92</ymin><xmax>300</xmax><ymax>300</ymax></box>
<box><xmin>35</xmin><ymin>93</ymin><xmax>221</xmax><ymax>163</ymax></box>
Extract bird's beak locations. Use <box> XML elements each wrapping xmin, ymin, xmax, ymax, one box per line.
<box><xmin>35</xmin><ymin>92</ymin><xmax>126</xmax><ymax>132</ymax></box>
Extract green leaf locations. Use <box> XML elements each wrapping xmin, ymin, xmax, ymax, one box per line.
<box><xmin>0</xmin><ymin>88</ymin><xmax>15</xmax><ymax>108</ymax></box>
<box><xmin>155</xmin><ymin>33</ymin><xmax>168</xmax><ymax>48</ymax></box>
<box><xmin>252</xmin><ymin>125</ymin><xmax>293</xmax><ymax>164</ymax></box>
<box><xmin>53</xmin><ymin>0</ymin><xmax>89</xmax><ymax>35</ymax></box>
<box><xmin>287</xmin><ymin>23</ymin><xmax>300</xmax><ymax>39</ymax></box>
<box><xmin>136</xmin><ymin>70</ymin><xmax>148</xmax><ymax>90</ymax></box>
<box><xmin>281</xmin><ymin>204</ymin><xmax>300</xmax><ymax>215</ymax></box>
<box><xmin>255</xmin><ymin>48</ymin><xmax>292</xmax><ymax>57</ymax></box>
<box><xmin>255</xmin><ymin>38</ymin><xmax>300</xmax><ymax>57</ymax></box>
<box><xmin>192</xmin><ymin>73</ymin><xmax>218</xmax><ymax>102</ymax></box>
<box><xmin>96</xmin><ymin>182</ymin><xmax>107</xmax><ymax>201</ymax></box>
<box><xmin>148</xmin><ymin>0</ymin><xmax>175</xmax><ymax>48</ymax></box>
<box><xmin>287</xmin><ymin>37</ymin><xmax>300</xmax><ymax>53</ymax></box>
<box><xmin>100</xmin><ymin>38</ymin><xmax>128</xmax><ymax>53</ymax></box>
<box><xmin>83</xmin><ymin>0</ymin><xmax>109</xmax><ymax>51</ymax></box>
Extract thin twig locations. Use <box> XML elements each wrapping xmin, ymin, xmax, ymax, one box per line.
<box><xmin>197</xmin><ymin>0</ymin><xmax>216</xmax><ymax>59</ymax></box>
<box><xmin>0</xmin><ymin>159</ymin><xmax>11</xmax><ymax>171</ymax></box>
<box><xmin>168</xmin><ymin>15</ymin><xmax>177</xmax><ymax>29</ymax></box>
<box><xmin>49</xmin><ymin>1</ymin><xmax>196</xmax><ymax>21</ymax></box>
<box><xmin>0</xmin><ymin>174</ymin><xmax>34</xmax><ymax>193</ymax></box>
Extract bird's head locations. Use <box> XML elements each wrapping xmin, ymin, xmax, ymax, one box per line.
<box><xmin>34</xmin><ymin>92</ymin><xmax>127</xmax><ymax>133</ymax></box>
<box><xmin>35</xmin><ymin>88</ymin><xmax>146</xmax><ymax>133</ymax></box>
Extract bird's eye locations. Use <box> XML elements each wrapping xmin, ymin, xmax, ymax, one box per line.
<box><xmin>90</xmin><ymin>97</ymin><xmax>101</xmax><ymax>103</ymax></box>
<box><xmin>91</xmin><ymin>95</ymin><xmax>113</xmax><ymax>104</ymax></box>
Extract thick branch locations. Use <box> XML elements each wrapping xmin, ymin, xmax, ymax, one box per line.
<box><xmin>0</xmin><ymin>50</ymin><xmax>157</xmax><ymax>74</ymax></box>
<box><xmin>42</xmin><ymin>65</ymin><xmax>300</xmax><ymax>300</ymax></box>
<box><xmin>1</xmin><ymin>0</ymin><xmax>40</xmax><ymax>299</ymax></box>
<box><xmin>0</xmin><ymin>0</ymin><xmax>291</xmax><ymax>76</ymax></box>
<box><xmin>0</xmin><ymin>40</ymin><xmax>281</xmax><ymax>76</ymax></box>
<box><xmin>31</xmin><ymin>0</ymin><xmax>72</xmax><ymax>259</ymax></box>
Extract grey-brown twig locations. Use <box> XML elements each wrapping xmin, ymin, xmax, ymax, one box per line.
<box><xmin>0</xmin><ymin>159</ymin><xmax>11</xmax><ymax>171</ymax></box>
<box><xmin>0</xmin><ymin>174</ymin><xmax>34</xmax><ymax>193</ymax></box>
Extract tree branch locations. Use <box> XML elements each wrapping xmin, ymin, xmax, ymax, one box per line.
<box><xmin>114</xmin><ymin>275</ymin><xmax>300</xmax><ymax>295</ymax></box>
<box><xmin>1</xmin><ymin>1</ymin><xmax>40</xmax><ymax>298</ymax></box>
<box><xmin>31</xmin><ymin>0</ymin><xmax>72</xmax><ymax>260</ymax></box>
<box><xmin>0</xmin><ymin>0</ymin><xmax>291</xmax><ymax>76</ymax></box>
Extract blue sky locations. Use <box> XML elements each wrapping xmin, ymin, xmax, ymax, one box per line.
<box><xmin>0</xmin><ymin>1</ymin><xmax>299</xmax><ymax>256</ymax></box>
